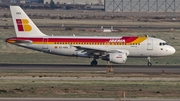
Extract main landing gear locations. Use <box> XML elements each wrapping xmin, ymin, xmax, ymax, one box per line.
<box><xmin>147</xmin><ymin>57</ymin><xmax>152</xmax><ymax>66</ymax></box>
<box><xmin>91</xmin><ymin>60</ymin><xmax>98</xmax><ymax>66</ymax></box>
<box><xmin>91</xmin><ymin>55</ymin><xmax>98</xmax><ymax>66</ymax></box>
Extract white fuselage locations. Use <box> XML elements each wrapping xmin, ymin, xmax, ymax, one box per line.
<box><xmin>7</xmin><ymin>36</ymin><xmax>175</xmax><ymax>58</ymax></box>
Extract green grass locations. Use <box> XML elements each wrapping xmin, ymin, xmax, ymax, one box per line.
<box><xmin>0</xmin><ymin>69</ymin><xmax>179</xmax><ymax>98</ymax></box>
<box><xmin>0</xmin><ymin>78</ymin><xmax>179</xmax><ymax>98</ymax></box>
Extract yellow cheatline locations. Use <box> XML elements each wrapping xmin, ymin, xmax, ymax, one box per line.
<box><xmin>33</xmin><ymin>42</ymin><xmax>55</xmax><ymax>44</ymax></box>
<box><xmin>33</xmin><ymin>42</ymin><xmax>43</xmax><ymax>44</ymax></box>
<box><xmin>33</xmin><ymin>42</ymin><xmax>129</xmax><ymax>45</ymax></box>
<box><xmin>48</xmin><ymin>42</ymin><xmax>57</xmax><ymax>44</ymax></box>
<box><xmin>132</xmin><ymin>37</ymin><xmax>147</xmax><ymax>43</ymax></box>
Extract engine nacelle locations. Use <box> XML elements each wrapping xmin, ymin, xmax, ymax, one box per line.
<box><xmin>102</xmin><ymin>53</ymin><xmax>127</xmax><ymax>64</ymax></box>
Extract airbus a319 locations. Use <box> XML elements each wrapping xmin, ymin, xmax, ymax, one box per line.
<box><xmin>6</xmin><ymin>6</ymin><xmax>176</xmax><ymax>66</ymax></box>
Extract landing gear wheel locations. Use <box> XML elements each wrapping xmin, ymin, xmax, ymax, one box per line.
<box><xmin>147</xmin><ymin>57</ymin><xmax>152</xmax><ymax>66</ymax></box>
<box><xmin>147</xmin><ymin>62</ymin><xmax>152</xmax><ymax>66</ymax></box>
<box><xmin>91</xmin><ymin>61</ymin><xmax>98</xmax><ymax>66</ymax></box>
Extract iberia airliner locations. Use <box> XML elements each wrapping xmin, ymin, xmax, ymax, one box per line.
<box><xmin>6</xmin><ymin>6</ymin><xmax>176</xmax><ymax>66</ymax></box>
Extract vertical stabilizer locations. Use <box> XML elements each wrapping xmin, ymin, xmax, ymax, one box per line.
<box><xmin>10</xmin><ymin>6</ymin><xmax>46</xmax><ymax>37</ymax></box>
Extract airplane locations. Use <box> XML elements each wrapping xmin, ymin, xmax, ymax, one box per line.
<box><xmin>6</xmin><ymin>6</ymin><xmax>176</xmax><ymax>66</ymax></box>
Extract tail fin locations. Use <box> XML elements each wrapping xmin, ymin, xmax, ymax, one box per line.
<box><xmin>10</xmin><ymin>6</ymin><xmax>46</xmax><ymax>37</ymax></box>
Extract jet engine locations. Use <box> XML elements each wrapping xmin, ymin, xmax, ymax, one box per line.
<box><xmin>102</xmin><ymin>53</ymin><xmax>127</xmax><ymax>64</ymax></box>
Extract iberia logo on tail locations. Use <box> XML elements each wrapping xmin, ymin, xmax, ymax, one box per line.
<box><xmin>16</xmin><ymin>19</ymin><xmax>32</xmax><ymax>31</ymax></box>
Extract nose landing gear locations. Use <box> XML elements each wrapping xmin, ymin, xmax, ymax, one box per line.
<box><xmin>147</xmin><ymin>57</ymin><xmax>152</xmax><ymax>66</ymax></box>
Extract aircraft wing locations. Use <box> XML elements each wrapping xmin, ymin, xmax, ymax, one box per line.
<box><xmin>74</xmin><ymin>46</ymin><xmax>129</xmax><ymax>56</ymax></box>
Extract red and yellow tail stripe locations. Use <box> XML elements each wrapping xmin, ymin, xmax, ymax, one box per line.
<box><xmin>6</xmin><ymin>36</ymin><xmax>147</xmax><ymax>45</ymax></box>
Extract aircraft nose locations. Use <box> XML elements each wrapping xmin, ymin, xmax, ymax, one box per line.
<box><xmin>169</xmin><ymin>46</ymin><xmax>176</xmax><ymax>55</ymax></box>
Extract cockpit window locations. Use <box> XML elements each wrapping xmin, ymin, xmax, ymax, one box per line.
<box><xmin>159</xmin><ymin>42</ymin><xmax>168</xmax><ymax>46</ymax></box>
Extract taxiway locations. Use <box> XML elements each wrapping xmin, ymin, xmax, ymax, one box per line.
<box><xmin>0</xmin><ymin>64</ymin><xmax>179</xmax><ymax>73</ymax></box>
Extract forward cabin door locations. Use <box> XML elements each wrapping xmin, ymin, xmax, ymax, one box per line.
<box><xmin>147</xmin><ymin>39</ymin><xmax>153</xmax><ymax>50</ymax></box>
<box><xmin>42</xmin><ymin>38</ymin><xmax>48</xmax><ymax>49</ymax></box>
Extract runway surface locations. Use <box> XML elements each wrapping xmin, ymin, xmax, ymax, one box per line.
<box><xmin>0</xmin><ymin>64</ymin><xmax>179</xmax><ymax>73</ymax></box>
<box><xmin>0</xmin><ymin>98</ymin><xmax>179</xmax><ymax>101</ymax></box>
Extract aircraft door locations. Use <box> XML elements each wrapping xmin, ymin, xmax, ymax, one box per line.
<box><xmin>42</xmin><ymin>38</ymin><xmax>48</xmax><ymax>49</ymax></box>
<box><xmin>147</xmin><ymin>39</ymin><xmax>153</xmax><ymax>50</ymax></box>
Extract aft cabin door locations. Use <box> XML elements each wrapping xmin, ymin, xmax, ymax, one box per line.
<box><xmin>147</xmin><ymin>39</ymin><xmax>153</xmax><ymax>50</ymax></box>
<box><xmin>42</xmin><ymin>38</ymin><xmax>48</xmax><ymax>49</ymax></box>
